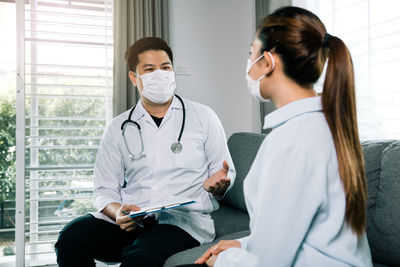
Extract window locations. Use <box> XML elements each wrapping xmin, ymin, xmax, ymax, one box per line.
<box><xmin>13</xmin><ymin>0</ymin><xmax>113</xmax><ymax>265</ymax></box>
<box><xmin>0</xmin><ymin>0</ymin><xmax>17</xmax><ymax>262</ymax></box>
<box><xmin>293</xmin><ymin>0</ymin><xmax>400</xmax><ymax>140</ymax></box>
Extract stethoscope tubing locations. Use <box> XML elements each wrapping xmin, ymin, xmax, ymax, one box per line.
<box><xmin>120</xmin><ymin>94</ymin><xmax>185</xmax><ymax>159</ymax></box>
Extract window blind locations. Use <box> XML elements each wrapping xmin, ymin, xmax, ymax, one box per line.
<box><xmin>16</xmin><ymin>0</ymin><xmax>113</xmax><ymax>265</ymax></box>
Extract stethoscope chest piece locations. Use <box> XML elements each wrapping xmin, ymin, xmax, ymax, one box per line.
<box><xmin>171</xmin><ymin>142</ymin><xmax>183</xmax><ymax>154</ymax></box>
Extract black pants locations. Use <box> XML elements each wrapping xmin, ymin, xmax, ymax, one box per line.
<box><xmin>55</xmin><ymin>214</ymin><xmax>200</xmax><ymax>267</ymax></box>
<box><xmin>175</xmin><ymin>265</ymin><xmax>207</xmax><ymax>267</ymax></box>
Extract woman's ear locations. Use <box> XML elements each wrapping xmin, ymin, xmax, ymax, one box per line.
<box><xmin>129</xmin><ymin>71</ymin><xmax>137</xmax><ymax>87</ymax></box>
<box><xmin>262</xmin><ymin>51</ymin><xmax>276</xmax><ymax>75</ymax></box>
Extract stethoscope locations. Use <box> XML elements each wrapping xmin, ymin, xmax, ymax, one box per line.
<box><xmin>120</xmin><ymin>94</ymin><xmax>186</xmax><ymax>160</ymax></box>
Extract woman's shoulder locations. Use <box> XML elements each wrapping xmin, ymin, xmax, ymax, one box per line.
<box><xmin>267</xmin><ymin>111</ymin><xmax>335</xmax><ymax>157</ymax></box>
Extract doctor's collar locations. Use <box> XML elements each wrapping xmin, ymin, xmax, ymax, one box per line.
<box><xmin>170</xmin><ymin>94</ymin><xmax>185</xmax><ymax>110</ymax></box>
<box><xmin>133</xmin><ymin>95</ymin><xmax>186</xmax><ymax>120</ymax></box>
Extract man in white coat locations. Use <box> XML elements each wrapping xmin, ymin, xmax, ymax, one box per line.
<box><xmin>55</xmin><ymin>37</ymin><xmax>236</xmax><ymax>267</ymax></box>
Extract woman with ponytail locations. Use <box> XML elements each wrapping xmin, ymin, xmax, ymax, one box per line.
<box><xmin>193</xmin><ymin>6</ymin><xmax>372</xmax><ymax>267</ymax></box>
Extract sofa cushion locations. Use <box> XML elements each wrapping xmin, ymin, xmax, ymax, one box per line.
<box><xmin>363</xmin><ymin>141</ymin><xmax>400</xmax><ymax>266</ymax></box>
<box><xmin>222</xmin><ymin>132</ymin><xmax>266</xmax><ymax>212</ymax></box>
<box><xmin>164</xmin><ymin>230</ymin><xmax>250</xmax><ymax>267</ymax></box>
<box><xmin>211</xmin><ymin>204</ymin><xmax>249</xmax><ymax>239</ymax></box>
<box><xmin>362</xmin><ymin>140</ymin><xmax>397</xmax><ymax>212</ymax></box>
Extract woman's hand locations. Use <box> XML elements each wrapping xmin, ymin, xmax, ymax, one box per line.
<box><xmin>205</xmin><ymin>255</ymin><xmax>217</xmax><ymax>267</ymax></box>
<box><xmin>195</xmin><ymin>240</ymin><xmax>241</xmax><ymax>265</ymax></box>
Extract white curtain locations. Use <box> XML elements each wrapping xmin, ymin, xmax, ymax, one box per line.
<box><xmin>293</xmin><ymin>0</ymin><xmax>400</xmax><ymax>140</ymax></box>
<box><xmin>113</xmin><ymin>0</ymin><xmax>169</xmax><ymax>117</ymax></box>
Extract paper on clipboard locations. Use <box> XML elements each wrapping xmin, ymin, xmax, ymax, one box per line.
<box><xmin>129</xmin><ymin>199</ymin><xmax>196</xmax><ymax>218</ymax></box>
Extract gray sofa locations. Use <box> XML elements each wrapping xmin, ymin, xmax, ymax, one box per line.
<box><xmin>164</xmin><ymin>132</ymin><xmax>400</xmax><ymax>267</ymax></box>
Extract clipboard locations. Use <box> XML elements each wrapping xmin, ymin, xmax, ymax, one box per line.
<box><xmin>129</xmin><ymin>200</ymin><xmax>196</xmax><ymax>218</ymax></box>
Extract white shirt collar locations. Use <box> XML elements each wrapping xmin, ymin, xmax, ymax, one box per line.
<box><xmin>263</xmin><ymin>96</ymin><xmax>322</xmax><ymax>130</ymax></box>
<box><xmin>131</xmin><ymin>95</ymin><xmax>185</xmax><ymax>120</ymax></box>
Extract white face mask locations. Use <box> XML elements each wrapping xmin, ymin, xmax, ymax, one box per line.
<box><xmin>245</xmin><ymin>52</ymin><xmax>275</xmax><ymax>102</ymax></box>
<box><xmin>137</xmin><ymin>69</ymin><xmax>176</xmax><ymax>104</ymax></box>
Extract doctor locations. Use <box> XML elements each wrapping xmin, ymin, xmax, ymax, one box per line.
<box><xmin>55</xmin><ymin>37</ymin><xmax>236</xmax><ymax>267</ymax></box>
<box><xmin>193</xmin><ymin>6</ymin><xmax>372</xmax><ymax>267</ymax></box>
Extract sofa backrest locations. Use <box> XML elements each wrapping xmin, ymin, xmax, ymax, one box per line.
<box><xmin>222</xmin><ymin>132</ymin><xmax>266</xmax><ymax>212</ymax></box>
<box><xmin>362</xmin><ymin>140</ymin><xmax>400</xmax><ymax>266</ymax></box>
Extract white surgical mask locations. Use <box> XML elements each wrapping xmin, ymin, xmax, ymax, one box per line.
<box><xmin>137</xmin><ymin>69</ymin><xmax>176</xmax><ymax>104</ymax></box>
<box><xmin>245</xmin><ymin>52</ymin><xmax>275</xmax><ymax>102</ymax></box>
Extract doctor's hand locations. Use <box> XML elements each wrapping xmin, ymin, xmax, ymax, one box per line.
<box><xmin>195</xmin><ymin>240</ymin><xmax>241</xmax><ymax>265</ymax></box>
<box><xmin>116</xmin><ymin>203</ymin><xmax>141</xmax><ymax>232</ymax></box>
<box><xmin>203</xmin><ymin>161</ymin><xmax>231</xmax><ymax>196</ymax></box>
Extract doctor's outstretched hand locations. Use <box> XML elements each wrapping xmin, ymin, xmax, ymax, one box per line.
<box><xmin>203</xmin><ymin>161</ymin><xmax>230</xmax><ymax>196</ymax></box>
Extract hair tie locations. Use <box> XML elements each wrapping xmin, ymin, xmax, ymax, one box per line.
<box><xmin>322</xmin><ymin>33</ymin><xmax>331</xmax><ymax>47</ymax></box>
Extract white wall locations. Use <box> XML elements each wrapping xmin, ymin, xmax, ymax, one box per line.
<box><xmin>169</xmin><ymin>0</ymin><xmax>260</xmax><ymax>138</ymax></box>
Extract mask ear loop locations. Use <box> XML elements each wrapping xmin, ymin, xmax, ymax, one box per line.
<box><xmin>130</xmin><ymin>71</ymin><xmax>141</xmax><ymax>89</ymax></box>
<box><xmin>247</xmin><ymin>51</ymin><xmax>275</xmax><ymax>79</ymax></box>
<box><xmin>247</xmin><ymin>54</ymin><xmax>264</xmax><ymax>74</ymax></box>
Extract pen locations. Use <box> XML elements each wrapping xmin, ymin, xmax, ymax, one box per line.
<box><xmin>122</xmin><ymin>211</ymin><xmax>144</xmax><ymax>228</ymax></box>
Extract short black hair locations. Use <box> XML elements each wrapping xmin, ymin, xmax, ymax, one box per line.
<box><xmin>124</xmin><ymin>37</ymin><xmax>173</xmax><ymax>72</ymax></box>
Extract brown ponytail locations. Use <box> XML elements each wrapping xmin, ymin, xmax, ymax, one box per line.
<box><xmin>258</xmin><ymin>6</ymin><xmax>367</xmax><ymax>236</ymax></box>
<box><xmin>322</xmin><ymin>35</ymin><xmax>367</xmax><ymax>237</ymax></box>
